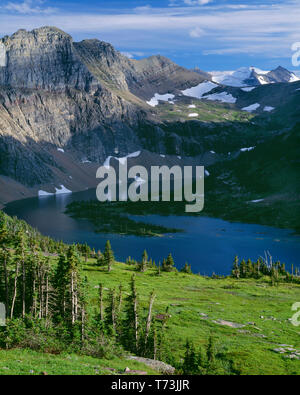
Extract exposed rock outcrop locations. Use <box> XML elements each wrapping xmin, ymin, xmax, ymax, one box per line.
<box><xmin>0</xmin><ymin>26</ymin><xmax>208</xmax><ymax>198</ymax></box>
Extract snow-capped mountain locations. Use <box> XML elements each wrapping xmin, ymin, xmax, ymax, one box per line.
<box><xmin>208</xmin><ymin>66</ymin><xmax>300</xmax><ymax>87</ymax></box>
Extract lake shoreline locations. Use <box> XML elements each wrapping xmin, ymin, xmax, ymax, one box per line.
<box><xmin>3</xmin><ymin>189</ymin><xmax>300</xmax><ymax>276</ymax></box>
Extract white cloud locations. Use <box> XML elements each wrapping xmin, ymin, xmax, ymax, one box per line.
<box><xmin>184</xmin><ymin>0</ymin><xmax>213</xmax><ymax>5</ymax></box>
<box><xmin>134</xmin><ymin>5</ymin><xmax>152</xmax><ymax>14</ymax></box>
<box><xmin>0</xmin><ymin>1</ymin><xmax>299</xmax><ymax>62</ymax></box>
<box><xmin>4</xmin><ymin>0</ymin><xmax>56</xmax><ymax>15</ymax></box>
<box><xmin>121</xmin><ymin>51</ymin><xmax>134</xmax><ymax>59</ymax></box>
<box><xmin>121</xmin><ymin>51</ymin><xmax>144</xmax><ymax>59</ymax></box>
<box><xmin>189</xmin><ymin>27</ymin><xmax>205</xmax><ymax>38</ymax></box>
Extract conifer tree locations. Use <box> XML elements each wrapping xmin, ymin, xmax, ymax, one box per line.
<box><xmin>162</xmin><ymin>253</ymin><xmax>175</xmax><ymax>272</ymax></box>
<box><xmin>182</xmin><ymin>340</ymin><xmax>198</xmax><ymax>374</ymax></box>
<box><xmin>82</xmin><ymin>243</ymin><xmax>90</xmax><ymax>263</ymax></box>
<box><xmin>181</xmin><ymin>262</ymin><xmax>192</xmax><ymax>274</ymax></box>
<box><xmin>15</xmin><ymin>230</ymin><xmax>27</xmax><ymax>318</ymax></box>
<box><xmin>54</xmin><ymin>253</ymin><xmax>68</xmax><ymax>319</ymax></box>
<box><xmin>207</xmin><ymin>336</ymin><xmax>216</xmax><ymax>367</ymax></box>
<box><xmin>54</xmin><ymin>246</ymin><xmax>82</xmax><ymax>325</ymax></box>
<box><xmin>246</xmin><ymin>259</ymin><xmax>253</xmax><ymax>278</ymax></box>
<box><xmin>231</xmin><ymin>256</ymin><xmax>240</xmax><ymax>278</ymax></box>
<box><xmin>99</xmin><ymin>283</ymin><xmax>104</xmax><ymax>322</ymax></box>
<box><xmin>117</xmin><ymin>284</ymin><xmax>123</xmax><ymax>314</ymax></box>
<box><xmin>122</xmin><ymin>274</ymin><xmax>139</xmax><ymax>353</ymax></box>
<box><xmin>0</xmin><ymin>217</ymin><xmax>8</xmax><ymax>247</ymax></box>
<box><xmin>144</xmin><ymin>290</ymin><xmax>156</xmax><ymax>349</ymax></box>
<box><xmin>105</xmin><ymin>288</ymin><xmax>117</xmax><ymax>332</ymax></box>
<box><xmin>139</xmin><ymin>250</ymin><xmax>148</xmax><ymax>272</ymax></box>
<box><xmin>240</xmin><ymin>259</ymin><xmax>247</xmax><ymax>278</ymax></box>
<box><xmin>67</xmin><ymin>245</ymin><xmax>82</xmax><ymax>325</ymax></box>
<box><xmin>103</xmin><ymin>241</ymin><xmax>114</xmax><ymax>272</ymax></box>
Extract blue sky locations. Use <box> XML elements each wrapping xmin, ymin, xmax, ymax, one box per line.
<box><xmin>0</xmin><ymin>0</ymin><xmax>299</xmax><ymax>72</ymax></box>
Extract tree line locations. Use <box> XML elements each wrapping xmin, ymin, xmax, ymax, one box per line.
<box><xmin>231</xmin><ymin>253</ymin><xmax>300</xmax><ymax>285</ymax></box>
<box><xmin>0</xmin><ymin>212</ymin><xmax>171</xmax><ymax>362</ymax></box>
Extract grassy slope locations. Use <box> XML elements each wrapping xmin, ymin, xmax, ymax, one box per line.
<box><xmin>0</xmin><ymin>349</ymin><xmax>158</xmax><ymax>375</ymax></box>
<box><xmin>156</xmin><ymin>99</ymin><xmax>253</xmax><ymax>123</ymax></box>
<box><xmin>1</xmin><ymin>254</ymin><xmax>300</xmax><ymax>375</ymax></box>
<box><xmin>83</xmin><ymin>261</ymin><xmax>300</xmax><ymax>375</ymax></box>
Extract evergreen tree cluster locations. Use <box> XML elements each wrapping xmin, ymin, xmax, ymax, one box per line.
<box><xmin>0</xmin><ymin>212</ymin><xmax>171</xmax><ymax>361</ymax></box>
<box><xmin>179</xmin><ymin>337</ymin><xmax>228</xmax><ymax>375</ymax></box>
<box><xmin>126</xmin><ymin>251</ymin><xmax>177</xmax><ymax>274</ymax></box>
<box><xmin>231</xmin><ymin>255</ymin><xmax>300</xmax><ymax>285</ymax></box>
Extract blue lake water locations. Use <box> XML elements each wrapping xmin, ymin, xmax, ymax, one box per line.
<box><xmin>4</xmin><ymin>189</ymin><xmax>300</xmax><ymax>275</ymax></box>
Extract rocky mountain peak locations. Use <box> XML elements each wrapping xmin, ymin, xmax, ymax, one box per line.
<box><xmin>0</xmin><ymin>26</ymin><xmax>98</xmax><ymax>91</ymax></box>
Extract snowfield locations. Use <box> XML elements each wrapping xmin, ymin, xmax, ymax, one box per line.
<box><xmin>289</xmin><ymin>73</ymin><xmax>300</xmax><ymax>82</ymax></box>
<box><xmin>241</xmin><ymin>87</ymin><xmax>256</xmax><ymax>92</ymax></box>
<box><xmin>188</xmin><ymin>113</ymin><xmax>199</xmax><ymax>117</ymax></box>
<box><xmin>263</xmin><ymin>106</ymin><xmax>275</xmax><ymax>112</ymax></box>
<box><xmin>182</xmin><ymin>81</ymin><xmax>217</xmax><ymax>99</ymax></box>
<box><xmin>257</xmin><ymin>76</ymin><xmax>268</xmax><ymax>85</ymax></box>
<box><xmin>240</xmin><ymin>147</ymin><xmax>255</xmax><ymax>152</ymax></box>
<box><xmin>204</xmin><ymin>91</ymin><xmax>237</xmax><ymax>104</ymax></box>
<box><xmin>57</xmin><ymin>148</ymin><xmax>65</xmax><ymax>153</ymax></box>
<box><xmin>38</xmin><ymin>185</ymin><xmax>72</xmax><ymax>197</ymax></box>
<box><xmin>55</xmin><ymin>185</ymin><xmax>72</xmax><ymax>195</ymax></box>
<box><xmin>146</xmin><ymin>93</ymin><xmax>175</xmax><ymax>107</ymax></box>
<box><xmin>181</xmin><ymin>82</ymin><xmax>236</xmax><ymax>103</ymax></box>
<box><xmin>242</xmin><ymin>103</ymin><xmax>260</xmax><ymax>112</ymax></box>
<box><xmin>210</xmin><ymin>67</ymin><xmax>269</xmax><ymax>87</ymax></box>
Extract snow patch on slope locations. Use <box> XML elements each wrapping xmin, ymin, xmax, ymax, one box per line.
<box><xmin>210</xmin><ymin>67</ymin><xmax>268</xmax><ymax>87</ymax></box>
<box><xmin>263</xmin><ymin>106</ymin><xmax>275</xmax><ymax>112</ymax></box>
<box><xmin>240</xmin><ymin>147</ymin><xmax>255</xmax><ymax>152</ymax></box>
<box><xmin>182</xmin><ymin>81</ymin><xmax>218</xmax><ymax>99</ymax></box>
<box><xmin>241</xmin><ymin>87</ymin><xmax>256</xmax><ymax>92</ymax></box>
<box><xmin>242</xmin><ymin>103</ymin><xmax>260</xmax><ymax>112</ymax></box>
<box><xmin>204</xmin><ymin>92</ymin><xmax>237</xmax><ymax>104</ymax></box>
<box><xmin>289</xmin><ymin>73</ymin><xmax>300</xmax><ymax>82</ymax></box>
<box><xmin>147</xmin><ymin>93</ymin><xmax>175</xmax><ymax>107</ymax></box>
<box><xmin>257</xmin><ymin>75</ymin><xmax>268</xmax><ymax>85</ymax></box>
<box><xmin>39</xmin><ymin>185</ymin><xmax>72</xmax><ymax>197</ymax></box>
<box><xmin>104</xmin><ymin>151</ymin><xmax>141</xmax><ymax>169</ymax></box>
<box><xmin>55</xmin><ymin>185</ymin><xmax>72</xmax><ymax>195</ymax></box>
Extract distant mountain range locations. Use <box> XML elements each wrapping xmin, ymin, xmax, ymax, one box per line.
<box><xmin>0</xmin><ymin>26</ymin><xmax>299</xmax><ymax>229</ymax></box>
<box><xmin>192</xmin><ymin>66</ymin><xmax>300</xmax><ymax>87</ymax></box>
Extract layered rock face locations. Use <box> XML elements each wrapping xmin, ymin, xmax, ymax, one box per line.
<box><xmin>0</xmin><ymin>26</ymin><xmax>208</xmax><ymax>195</ymax></box>
<box><xmin>0</xmin><ymin>27</ymin><xmax>98</xmax><ymax>91</ymax></box>
<box><xmin>0</xmin><ymin>27</ymin><xmax>143</xmax><ymax>187</ymax></box>
<box><xmin>74</xmin><ymin>39</ymin><xmax>205</xmax><ymax>99</ymax></box>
